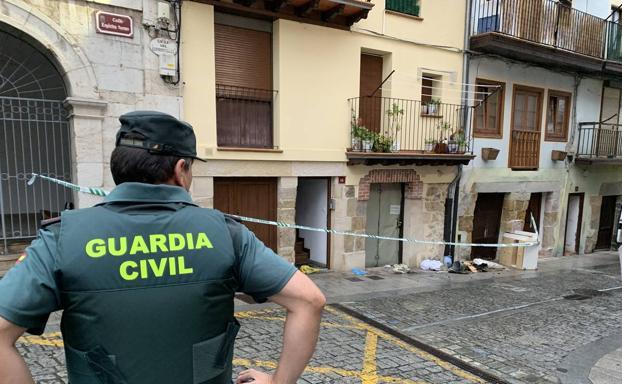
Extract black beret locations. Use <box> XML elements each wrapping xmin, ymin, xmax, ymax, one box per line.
<box><xmin>115</xmin><ymin>111</ymin><xmax>205</xmax><ymax>161</ymax></box>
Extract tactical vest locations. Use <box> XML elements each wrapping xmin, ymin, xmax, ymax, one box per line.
<box><xmin>56</xmin><ymin>203</ymin><xmax>240</xmax><ymax>384</ymax></box>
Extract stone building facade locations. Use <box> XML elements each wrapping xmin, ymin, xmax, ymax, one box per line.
<box><xmin>0</xmin><ymin>0</ymin><xmax>182</xmax><ymax>256</ymax></box>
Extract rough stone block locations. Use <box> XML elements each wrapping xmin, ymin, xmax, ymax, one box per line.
<box><xmin>278</xmin><ymin>208</ymin><xmax>295</xmax><ymax>224</ymax></box>
<box><xmin>351</xmin><ymin>216</ymin><xmax>365</xmax><ymax>231</ymax></box>
<box><xmin>279</xmin><ymin>177</ymin><xmax>298</xmax><ymax>190</ymax></box>
<box><xmin>94</xmin><ymin>65</ymin><xmax>144</xmax><ymax>93</ymax></box>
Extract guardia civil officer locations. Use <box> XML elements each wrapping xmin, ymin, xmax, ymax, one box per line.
<box><xmin>0</xmin><ymin>111</ymin><xmax>326</xmax><ymax>384</ymax></box>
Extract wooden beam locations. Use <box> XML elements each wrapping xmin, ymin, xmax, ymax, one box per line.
<box><xmin>295</xmin><ymin>0</ymin><xmax>319</xmax><ymax>17</ymax></box>
<box><xmin>232</xmin><ymin>0</ymin><xmax>257</xmax><ymax>6</ymax></box>
<box><xmin>264</xmin><ymin>0</ymin><xmax>287</xmax><ymax>12</ymax></box>
<box><xmin>321</xmin><ymin>4</ymin><xmax>345</xmax><ymax>21</ymax></box>
<box><xmin>347</xmin><ymin>8</ymin><xmax>370</xmax><ymax>25</ymax></box>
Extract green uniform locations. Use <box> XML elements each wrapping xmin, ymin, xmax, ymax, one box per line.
<box><xmin>0</xmin><ymin>182</ymin><xmax>296</xmax><ymax>384</ymax></box>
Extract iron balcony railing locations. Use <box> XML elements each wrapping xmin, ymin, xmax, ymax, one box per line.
<box><xmin>348</xmin><ymin>97</ymin><xmax>473</xmax><ymax>154</ymax></box>
<box><xmin>472</xmin><ymin>0</ymin><xmax>606</xmax><ymax>59</ymax></box>
<box><xmin>576</xmin><ymin>122</ymin><xmax>622</xmax><ymax>159</ymax></box>
<box><xmin>215</xmin><ymin>84</ymin><xmax>278</xmax><ymax>149</ymax></box>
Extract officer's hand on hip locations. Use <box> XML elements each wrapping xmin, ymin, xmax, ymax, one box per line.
<box><xmin>236</xmin><ymin>369</ymin><xmax>273</xmax><ymax>383</ymax></box>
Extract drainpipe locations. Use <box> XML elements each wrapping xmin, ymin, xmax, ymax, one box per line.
<box><xmin>444</xmin><ymin>0</ymin><xmax>473</xmax><ymax>259</ymax></box>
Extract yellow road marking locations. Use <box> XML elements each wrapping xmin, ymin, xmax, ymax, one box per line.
<box><xmin>361</xmin><ymin>331</ymin><xmax>379</xmax><ymax>384</ymax></box>
<box><xmin>18</xmin><ymin>307</ymin><xmax>482</xmax><ymax>384</ymax></box>
<box><xmin>323</xmin><ymin>306</ymin><xmax>486</xmax><ymax>384</ymax></box>
<box><xmin>234</xmin><ymin>357</ymin><xmax>424</xmax><ymax>384</ymax></box>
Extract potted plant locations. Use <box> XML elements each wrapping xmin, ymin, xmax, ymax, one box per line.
<box><xmin>434</xmin><ymin>121</ymin><xmax>452</xmax><ymax>153</ymax></box>
<box><xmin>362</xmin><ymin>129</ymin><xmax>375</xmax><ymax>152</ymax></box>
<box><xmin>373</xmin><ymin>134</ymin><xmax>393</xmax><ymax>153</ymax></box>
<box><xmin>455</xmin><ymin>134</ymin><xmax>468</xmax><ymax>154</ymax></box>
<box><xmin>425</xmin><ymin>138</ymin><xmax>437</xmax><ymax>152</ymax></box>
<box><xmin>386</xmin><ymin>103</ymin><xmax>404</xmax><ymax>152</ymax></box>
<box><xmin>448</xmin><ymin>130</ymin><xmax>466</xmax><ymax>154</ymax></box>
<box><xmin>427</xmin><ymin>98</ymin><xmax>441</xmax><ymax>115</ymax></box>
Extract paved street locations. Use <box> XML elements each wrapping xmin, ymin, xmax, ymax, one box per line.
<box><xmin>14</xmin><ymin>251</ymin><xmax>622</xmax><ymax>383</ymax></box>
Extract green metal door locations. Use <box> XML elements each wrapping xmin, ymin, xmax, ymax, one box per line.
<box><xmin>365</xmin><ymin>183</ymin><xmax>403</xmax><ymax>267</ymax></box>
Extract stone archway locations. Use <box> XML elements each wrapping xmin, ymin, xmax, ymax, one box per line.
<box><xmin>0</xmin><ymin>2</ymin><xmax>107</xmax><ymax>210</ymax></box>
<box><xmin>0</xmin><ymin>3</ymin><xmax>107</xmax><ymax>254</ymax></box>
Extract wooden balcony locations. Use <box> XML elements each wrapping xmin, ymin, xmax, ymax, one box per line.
<box><xmin>509</xmin><ymin>129</ymin><xmax>541</xmax><ymax>169</ymax></box>
<box><xmin>470</xmin><ymin>0</ymin><xmax>616</xmax><ymax>75</ymax></box>
<box><xmin>195</xmin><ymin>0</ymin><xmax>374</xmax><ymax>29</ymax></box>
<box><xmin>575</xmin><ymin>122</ymin><xmax>622</xmax><ymax>165</ymax></box>
<box><xmin>347</xmin><ymin>97</ymin><xmax>475</xmax><ymax>166</ymax></box>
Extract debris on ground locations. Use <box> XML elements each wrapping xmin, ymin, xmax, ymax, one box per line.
<box><xmin>448</xmin><ymin>261</ymin><xmax>469</xmax><ymax>274</ymax></box>
<box><xmin>300</xmin><ymin>265</ymin><xmax>322</xmax><ymax>275</ymax></box>
<box><xmin>384</xmin><ymin>264</ymin><xmax>412</xmax><ymax>274</ymax></box>
<box><xmin>473</xmin><ymin>258</ymin><xmax>505</xmax><ymax>269</ymax></box>
<box><xmin>420</xmin><ymin>259</ymin><xmax>443</xmax><ymax>271</ymax></box>
<box><xmin>351</xmin><ymin>268</ymin><xmax>368</xmax><ymax>276</ymax></box>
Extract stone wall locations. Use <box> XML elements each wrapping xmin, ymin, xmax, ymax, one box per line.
<box><xmin>584</xmin><ymin>195</ymin><xmax>603</xmax><ymax>253</ymax></box>
<box><xmin>419</xmin><ymin>183</ymin><xmax>449</xmax><ymax>262</ymax></box>
<box><xmin>331</xmin><ymin>182</ymin><xmax>367</xmax><ymax>271</ymax></box>
<box><xmin>1</xmin><ymin>0</ymin><xmax>182</xmax><ymax>207</ymax></box>
<box><xmin>541</xmin><ymin>192</ymin><xmax>560</xmax><ymax>257</ymax></box>
<box><xmin>497</xmin><ymin>192</ymin><xmax>530</xmax><ymax>263</ymax></box>
<box><xmin>277</xmin><ymin>177</ymin><xmax>297</xmax><ymax>263</ymax></box>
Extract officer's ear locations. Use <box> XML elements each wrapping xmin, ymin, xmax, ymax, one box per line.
<box><xmin>172</xmin><ymin>159</ymin><xmax>192</xmax><ymax>191</ymax></box>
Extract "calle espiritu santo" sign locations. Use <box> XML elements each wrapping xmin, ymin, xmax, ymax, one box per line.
<box><xmin>95</xmin><ymin>11</ymin><xmax>133</xmax><ymax>38</ymax></box>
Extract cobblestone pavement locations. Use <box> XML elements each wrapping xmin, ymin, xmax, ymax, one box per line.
<box><xmin>18</xmin><ymin>306</ymin><xmax>483</xmax><ymax>383</ymax></box>
<box><xmin>342</xmin><ymin>261</ymin><xmax>622</xmax><ymax>384</ymax></box>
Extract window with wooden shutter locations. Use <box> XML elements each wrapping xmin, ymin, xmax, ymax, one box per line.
<box><xmin>473</xmin><ymin>79</ymin><xmax>505</xmax><ymax>138</ymax></box>
<box><xmin>214</xmin><ymin>20</ymin><xmax>274</xmax><ymax>149</ymax></box>
<box><xmin>545</xmin><ymin>90</ymin><xmax>571</xmax><ymax>142</ymax></box>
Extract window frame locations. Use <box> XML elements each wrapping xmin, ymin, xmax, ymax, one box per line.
<box><xmin>545</xmin><ymin>89</ymin><xmax>571</xmax><ymax>142</ymax></box>
<box><xmin>385</xmin><ymin>0</ymin><xmax>421</xmax><ymax>18</ymax></box>
<box><xmin>473</xmin><ymin>78</ymin><xmax>505</xmax><ymax>139</ymax></box>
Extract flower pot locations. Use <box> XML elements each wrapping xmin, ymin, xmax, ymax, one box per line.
<box><xmin>421</xmin><ymin>104</ymin><xmax>429</xmax><ymax>115</ymax></box>
<box><xmin>391</xmin><ymin>140</ymin><xmax>401</xmax><ymax>153</ymax></box>
<box><xmin>434</xmin><ymin>143</ymin><xmax>449</xmax><ymax>154</ymax></box>
<box><xmin>427</xmin><ymin>104</ymin><xmax>438</xmax><ymax>115</ymax></box>
<box><xmin>481</xmin><ymin>147</ymin><xmax>500</xmax><ymax>161</ymax></box>
<box><xmin>448</xmin><ymin>142</ymin><xmax>459</xmax><ymax>153</ymax></box>
<box><xmin>351</xmin><ymin>137</ymin><xmax>362</xmax><ymax>152</ymax></box>
<box><xmin>425</xmin><ymin>143</ymin><xmax>435</xmax><ymax>152</ymax></box>
<box><xmin>362</xmin><ymin>139</ymin><xmax>373</xmax><ymax>152</ymax></box>
<box><xmin>551</xmin><ymin>150</ymin><xmax>567</xmax><ymax>161</ymax></box>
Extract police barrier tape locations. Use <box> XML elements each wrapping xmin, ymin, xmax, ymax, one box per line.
<box><xmin>28</xmin><ymin>173</ymin><xmax>540</xmax><ymax>249</ymax></box>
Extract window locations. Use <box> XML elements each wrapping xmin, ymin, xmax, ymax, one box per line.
<box><xmin>545</xmin><ymin>90</ymin><xmax>571</xmax><ymax>141</ymax></box>
<box><xmin>386</xmin><ymin>0</ymin><xmax>420</xmax><ymax>17</ymax></box>
<box><xmin>473</xmin><ymin>79</ymin><xmax>504</xmax><ymax>138</ymax></box>
<box><xmin>421</xmin><ymin>73</ymin><xmax>441</xmax><ymax>116</ymax></box>
<box><xmin>421</xmin><ymin>76</ymin><xmax>433</xmax><ymax>104</ymax></box>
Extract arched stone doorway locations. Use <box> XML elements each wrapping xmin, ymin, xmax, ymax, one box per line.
<box><xmin>0</xmin><ymin>25</ymin><xmax>72</xmax><ymax>255</ymax></box>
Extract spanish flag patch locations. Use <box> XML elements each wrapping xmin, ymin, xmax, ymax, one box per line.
<box><xmin>15</xmin><ymin>253</ymin><xmax>27</xmax><ymax>265</ymax></box>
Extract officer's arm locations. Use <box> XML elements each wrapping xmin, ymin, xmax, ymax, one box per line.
<box><xmin>267</xmin><ymin>271</ymin><xmax>326</xmax><ymax>384</ymax></box>
<box><xmin>0</xmin><ymin>316</ymin><xmax>33</xmax><ymax>384</ymax></box>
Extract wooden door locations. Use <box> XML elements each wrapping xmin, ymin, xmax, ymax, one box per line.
<box><xmin>471</xmin><ymin>193</ymin><xmax>505</xmax><ymax>260</ymax></box>
<box><xmin>365</xmin><ymin>184</ymin><xmax>403</xmax><ymax>267</ymax></box>
<box><xmin>510</xmin><ymin>86</ymin><xmax>543</xmax><ymax>169</ymax></box>
<box><xmin>359</xmin><ymin>54</ymin><xmax>383</xmax><ymax>133</ymax></box>
<box><xmin>523</xmin><ymin>193</ymin><xmax>542</xmax><ymax>233</ymax></box>
<box><xmin>213</xmin><ymin>178</ymin><xmax>278</xmax><ymax>251</ymax></box>
<box><xmin>596</xmin><ymin>196</ymin><xmax>617</xmax><ymax>250</ymax></box>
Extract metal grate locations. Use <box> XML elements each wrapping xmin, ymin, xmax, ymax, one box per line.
<box><xmin>0</xmin><ymin>97</ymin><xmax>73</xmax><ymax>254</ymax></box>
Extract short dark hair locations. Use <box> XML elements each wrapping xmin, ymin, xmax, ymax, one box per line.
<box><xmin>110</xmin><ymin>134</ymin><xmax>192</xmax><ymax>185</ymax></box>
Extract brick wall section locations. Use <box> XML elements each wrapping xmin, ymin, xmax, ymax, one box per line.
<box><xmin>358</xmin><ymin>169</ymin><xmax>423</xmax><ymax>200</ymax></box>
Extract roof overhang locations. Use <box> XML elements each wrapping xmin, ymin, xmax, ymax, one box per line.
<box><xmin>194</xmin><ymin>0</ymin><xmax>374</xmax><ymax>29</ymax></box>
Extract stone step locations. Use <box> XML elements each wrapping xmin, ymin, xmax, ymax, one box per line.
<box><xmin>0</xmin><ymin>254</ymin><xmax>19</xmax><ymax>277</ymax></box>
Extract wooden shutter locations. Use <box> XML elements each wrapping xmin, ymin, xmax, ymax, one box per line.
<box><xmin>359</xmin><ymin>54</ymin><xmax>383</xmax><ymax>132</ymax></box>
<box><xmin>213</xmin><ymin>178</ymin><xmax>278</xmax><ymax>252</ymax></box>
<box><xmin>215</xmin><ymin>24</ymin><xmax>272</xmax><ymax>89</ymax></box>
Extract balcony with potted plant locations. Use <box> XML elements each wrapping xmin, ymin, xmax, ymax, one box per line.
<box><xmin>346</xmin><ymin>96</ymin><xmax>476</xmax><ymax>165</ymax></box>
